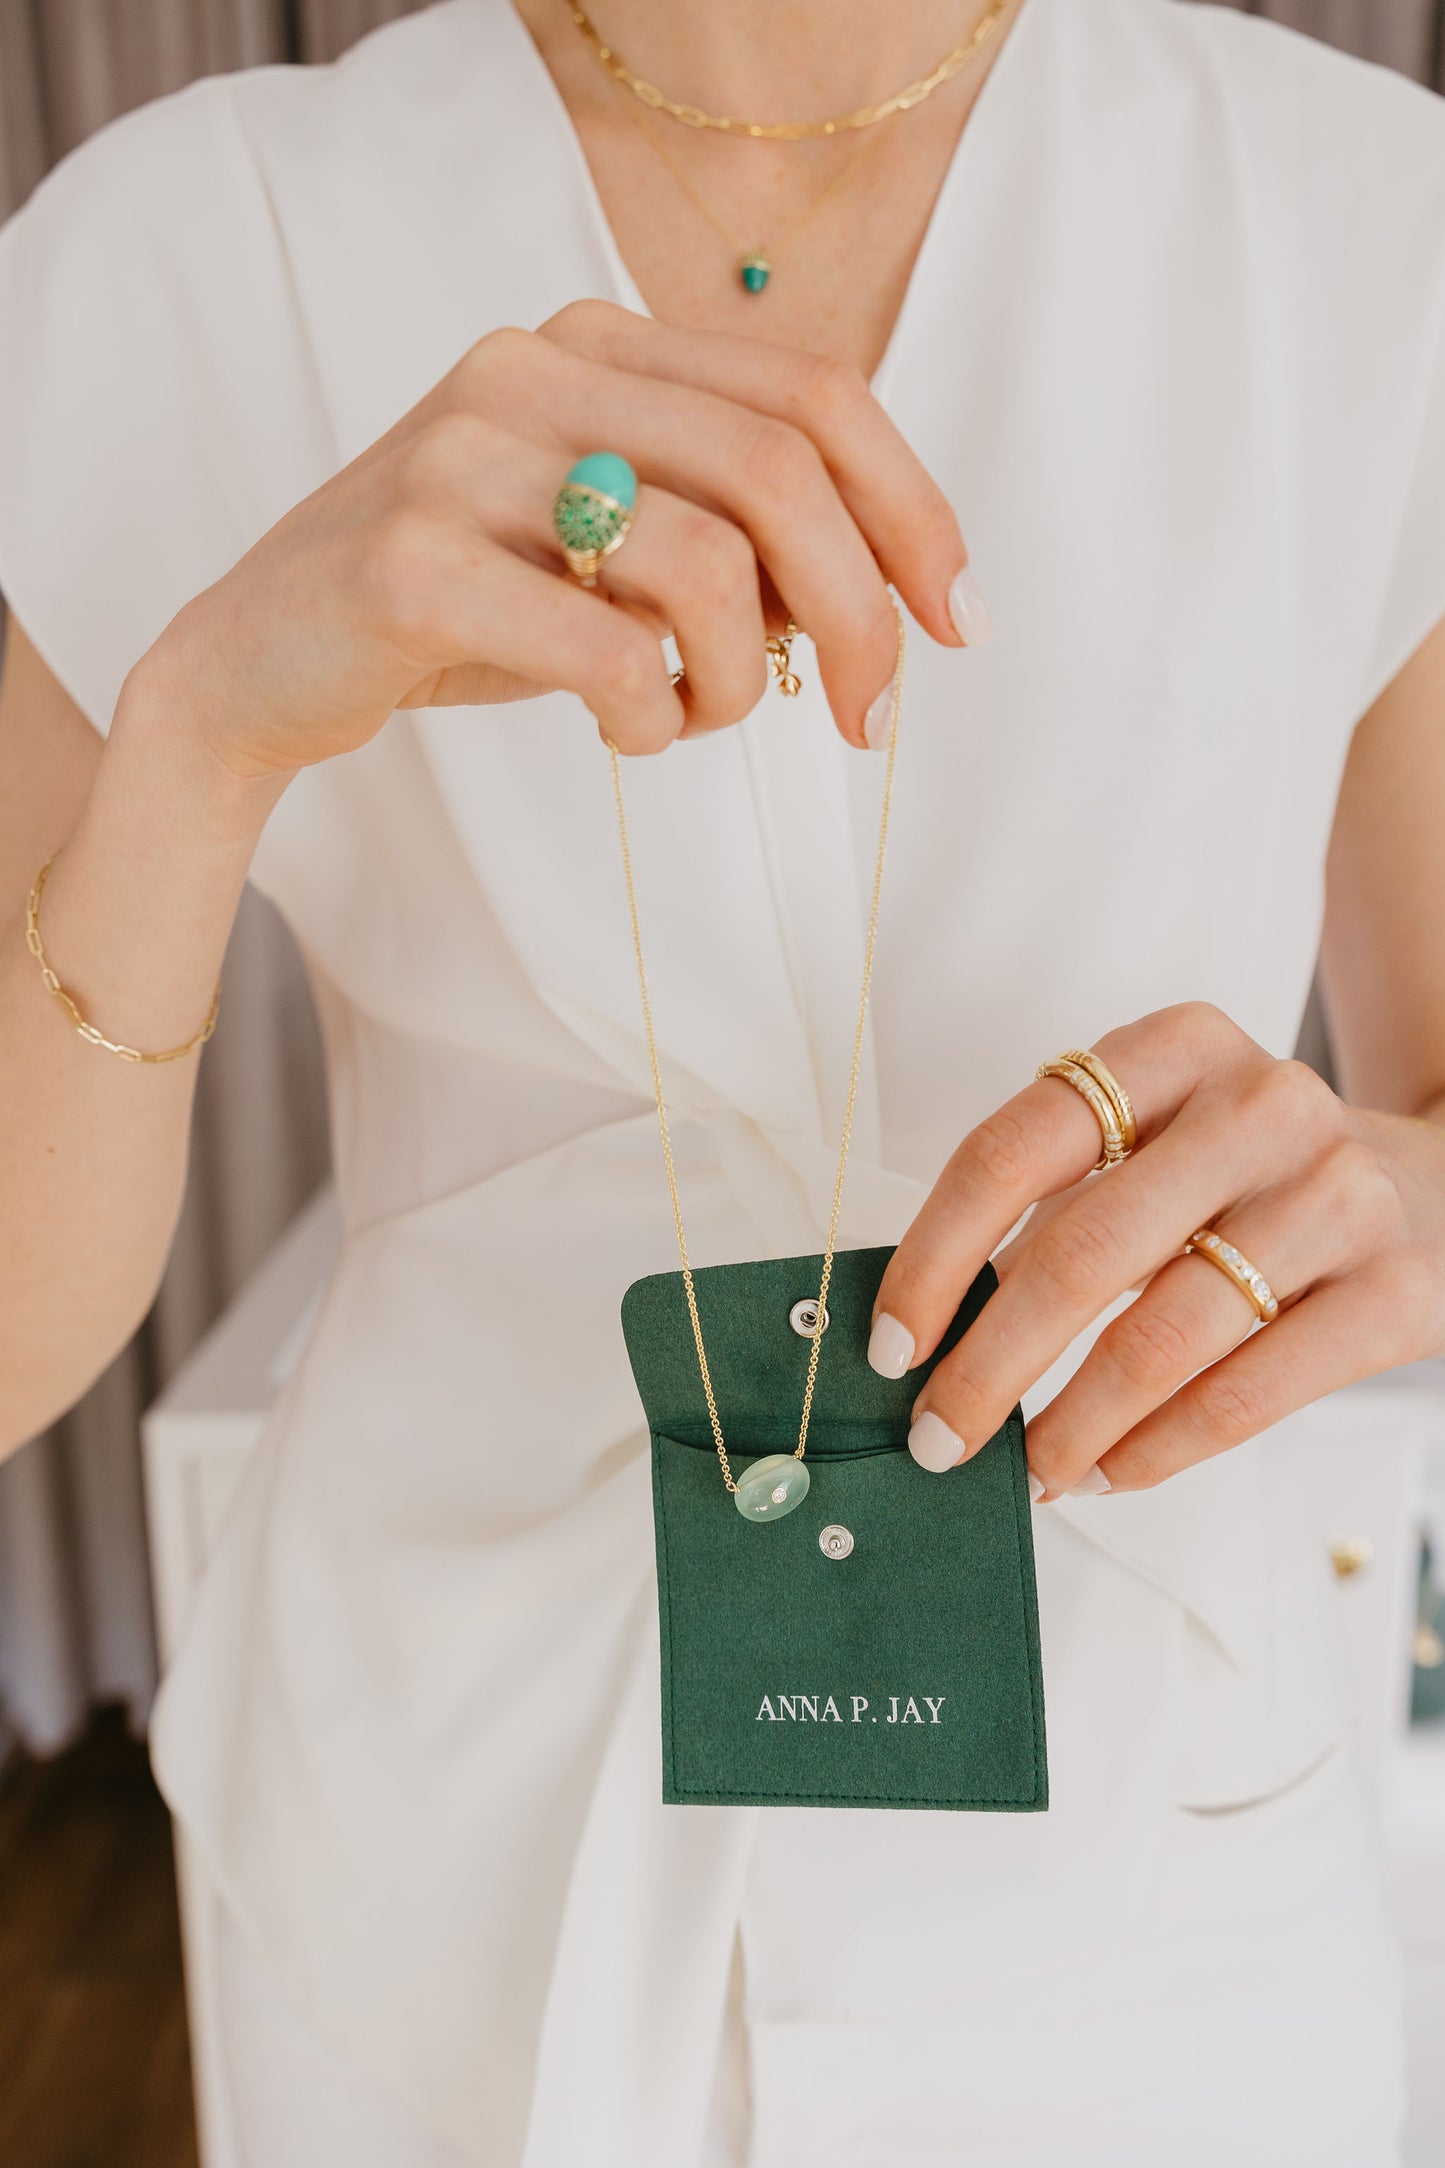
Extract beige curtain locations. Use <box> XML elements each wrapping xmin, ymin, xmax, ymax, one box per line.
<box><xmin>0</xmin><ymin>3</ymin><xmax>438</xmax><ymax>212</ymax></box>
<box><xmin>0</xmin><ymin>2</ymin><xmax>416</xmax><ymax>1751</ymax></box>
<box><xmin>1251</xmin><ymin>0</ymin><xmax>1442</xmax><ymax>81</ymax></box>
<box><xmin>0</xmin><ymin>0</ymin><xmax>1441</xmax><ymax>1757</ymax></box>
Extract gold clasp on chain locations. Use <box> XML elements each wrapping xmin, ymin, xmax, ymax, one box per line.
<box><xmin>766</xmin><ymin>618</ymin><xmax>803</xmax><ymax>698</ymax></box>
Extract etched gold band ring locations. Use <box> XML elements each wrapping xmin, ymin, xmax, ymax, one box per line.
<box><xmin>1036</xmin><ymin>1047</ymin><xmax>1138</xmax><ymax>1171</ymax></box>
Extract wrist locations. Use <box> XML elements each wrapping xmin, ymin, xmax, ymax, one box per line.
<box><xmin>16</xmin><ymin>657</ymin><xmax>286</xmax><ymax>1064</ymax></box>
<box><xmin>107</xmin><ymin>650</ymin><xmax>294</xmax><ymax>851</ymax></box>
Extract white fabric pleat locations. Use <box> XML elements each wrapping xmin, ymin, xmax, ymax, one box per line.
<box><xmin>213</xmin><ymin>1749</ymin><xmax>1404</xmax><ymax>2166</ymax></box>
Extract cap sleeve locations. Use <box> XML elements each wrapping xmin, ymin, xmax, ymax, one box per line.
<box><xmin>1334</xmin><ymin>62</ymin><xmax>1445</xmax><ymax>714</ymax></box>
<box><xmin>0</xmin><ymin>72</ymin><xmax>334</xmax><ymax>734</ymax></box>
<box><xmin>1362</xmin><ymin>294</ymin><xmax>1445</xmax><ymax>710</ymax></box>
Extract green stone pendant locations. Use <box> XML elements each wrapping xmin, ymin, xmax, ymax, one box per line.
<box><xmin>734</xmin><ymin>1452</ymin><xmax>810</xmax><ymax>1523</ymax></box>
<box><xmin>739</xmin><ymin>251</ymin><xmax>772</xmax><ymax>296</ymax></box>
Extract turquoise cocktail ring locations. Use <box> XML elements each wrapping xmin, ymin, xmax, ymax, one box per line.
<box><xmin>551</xmin><ymin>451</ymin><xmax>639</xmax><ymax>586</ymax></box>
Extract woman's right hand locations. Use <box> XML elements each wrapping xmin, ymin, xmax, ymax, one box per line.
<box><xmin>136</xmin><ymin>299</ymin><xmax>982</xmax><ymax>778</ymax></box>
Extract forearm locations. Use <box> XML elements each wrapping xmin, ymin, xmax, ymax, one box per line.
<box><xmin>0</xmin><ymin>669</ymin><xmax>287</xmax><ymax>1454</ymax></box>
<box><xmin>1319</xmin><ymin>611</ymin><xmax>1445</xmax><ymax>1128</ymax></box>
<box><xmin>0</xmin><ymin>304</ymin><xmax>979</xmax><ymax>1449</ymax></box>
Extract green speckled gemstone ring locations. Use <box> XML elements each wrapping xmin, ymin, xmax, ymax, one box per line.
<box><xmin>552</xmin><ymin>451</ymin><xmax>639</xmax><ymax>586</ymax></box>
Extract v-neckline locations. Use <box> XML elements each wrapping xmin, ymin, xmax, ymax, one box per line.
<box><xmin>477</xmin><ymin>0</ymin><xmax>1043</xmax><ymax>1159</ymax></box>
<box><xmin>498</xmin><ymin>0</ymin><xmax>1042</xmax><ymax>408</ymax></box>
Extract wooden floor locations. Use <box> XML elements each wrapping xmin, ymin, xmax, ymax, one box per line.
<box><xmin>0</xmin><ymin>1708</ymin><xmax>199</xmax><ymax>2168</ymax></box>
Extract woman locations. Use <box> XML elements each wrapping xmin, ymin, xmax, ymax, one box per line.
<box><xmin>1</xmin><ymin>0</ymin><xmax>1443</xmax><ymax>2159</ymax></box>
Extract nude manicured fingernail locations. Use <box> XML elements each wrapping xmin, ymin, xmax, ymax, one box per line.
<box><xmin>862</xmin><ymin>683</ymin><xmax>895</xmax><ymax>749</ymax></box>
<box><xmin>947</xmin><ymin>566</ymin><xmax>994</xmax><ymax>646</ymax></box>
<box><xmin>909</xmin><ymin>1411</ymin><xmax>964</xmax><ymax>1473</ymax></box>
<box><xmin>1028</xmin><ymin>1472</ymin><xmax>1046</xmax><ymax>1505</ymax></box>
<box><xmin>1067</xmin><ymin>1467</ymin><xmax>1112</xmax><ymax>1497</ymax></box>
<box><xmin>867</xmin><ymin>1311</ymin><xmax>915</xmax><ymax>1377</ymax></box>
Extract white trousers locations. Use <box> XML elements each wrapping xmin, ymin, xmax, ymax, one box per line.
<box><xmin>213</xmin><ymin>1750</ymin><xmax>1406</xmax><ymax>2168</ymax></box>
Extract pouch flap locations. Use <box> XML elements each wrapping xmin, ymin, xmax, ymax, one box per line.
<box><xmin>621</xmin><ymin>1244</ymin><xmax>995</xmax><ymax>1453</ymax></box>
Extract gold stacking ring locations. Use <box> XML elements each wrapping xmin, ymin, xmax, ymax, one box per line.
<box><xmin>1186</xmin><ymin>1229</ymin><xmax>1280</xmax><ymax>1323</ymax></box>
<box><xmin>1036</xmin><ymin>1047</ymin><xmax>1137</xmax><ymax>1171</ymax></box>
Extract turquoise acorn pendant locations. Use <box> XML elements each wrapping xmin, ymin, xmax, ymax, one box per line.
<box><xmin>734</xmin><ymin>1453</ymin><xmax>810</xmax><ymax>1523</ymax></box>
<box><xmin>551</xmin><ymin>451</ymin><xmax>638</xmax><ymax>585</ymax></box>
<box><xmin>738</xmin><ymin>250</ymin><xmax>772</xmax><ymax>296</ymax></box>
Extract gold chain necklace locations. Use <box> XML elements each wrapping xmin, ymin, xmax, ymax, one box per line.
<box><xmin>569</xmin><ymin>0</ymin><xmax>1013</xmax><ymax>141</ymax></box>
<box><xmin>619</xmin><ymin>99</ymin><xmax>889</xmax><ymax>295</ymax></box>
<box><xmin>605</xmin><ymin>608</ymin><xmax>905</xmax><ymax>1498</ymax></box>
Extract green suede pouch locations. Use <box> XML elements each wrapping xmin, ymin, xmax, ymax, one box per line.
<box><xmin>621</xmin><ymin>1245</ymin><xmax>1048</xmax><ymax>1812</ymax></box>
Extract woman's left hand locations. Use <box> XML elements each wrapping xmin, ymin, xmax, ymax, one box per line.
<box><xmin>868</xmin><ymin>1002</ymin><xmax>1445</xmax><ymax>1497</ymax></box>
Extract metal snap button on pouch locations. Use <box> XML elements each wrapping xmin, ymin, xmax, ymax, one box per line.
<box><xmin>819</xmin><ymin>1524</ymin><xmax>854</xmax><ymax>1560</ymax></box>
<box><xmin>789</xmin><ymin>1299</ymin><xmax>829</xmax><ymax>1338</ymax></box>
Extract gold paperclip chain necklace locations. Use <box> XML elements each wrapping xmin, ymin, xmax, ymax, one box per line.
<box><xmin>606</xmin><ymin>608</ymin><xmax>905</xmax><ymax>1493</ymax></box>
<box><xmin>568</xmin><ymin>0</ymin><xmax>1013</xmax><ymax>140</ymax></box>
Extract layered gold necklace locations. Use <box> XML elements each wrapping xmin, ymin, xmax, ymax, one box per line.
<box><xmin>569</xmin><ymin>0</ymin><xmax>1013</xmax><ymax>295</ymax></box>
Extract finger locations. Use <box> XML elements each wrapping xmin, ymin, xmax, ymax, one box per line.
<box><xmin>424</xmin><ymin>403</ymin><xmax>840</xmax><ymax>741</ymax></box>
<box><xmin>596</xmin><ymin>487</ymin><xmax>770</xmax><ymax>735</ymax></box>
<box><xmin>397</xmin><ymin>523</ymin><xmax>682</xmax><ymax>755</ymax></box>
<box><xmin>430</xmin><ymin>429</ymin><xmax>770</xmax><ymax>738</ymax></box>
<box><xmin>1094</xmin><ymin>1258</ymin><xmax>1428</xmax><ymax>1493</ymax></box>
<box><xmin>534</xmin><ymin>352</ymin><xmax>900</xmax><ymax>745</ymax></box>
<box><xmin>1024</xmin><ymin>1163</ymin><xmax>1361</xmax><ymax>1498</ymax></box>
<box><xmin>869</xmin><ymin>1005</ymin><xmax>1266</xmax><ymax>1383</ymax></box>
<box><xmin>904</xmin><ymin>1089</ymin><xmax>1293</xmax><ymax>1472</ymax></box>
<box><xmin>537</xmin><ymin>301</ymin><xmax>971</xmax><ymax>654</ymax></box>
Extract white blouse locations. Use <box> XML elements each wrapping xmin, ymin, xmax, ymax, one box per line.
<box><xmin>2</xmin><ymin>1</ymin><xmax>1445</xmax><ymax>2158</ymax></box>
